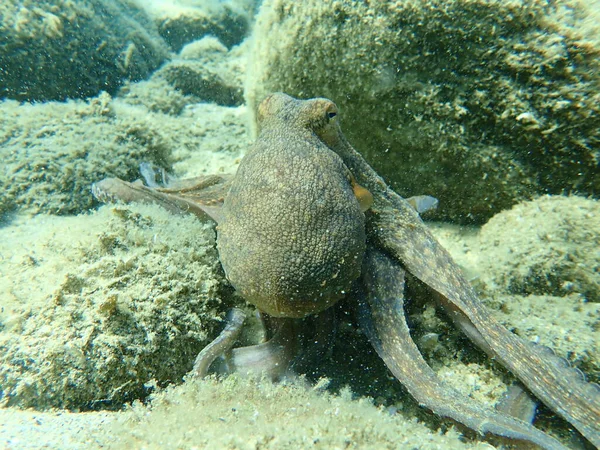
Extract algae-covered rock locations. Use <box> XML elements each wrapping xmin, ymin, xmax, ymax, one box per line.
<box><xmin>478</xmin><ymin>195</ymin><xmax>600</xmax><ymax>302</ymax></box>
<box><xmin>137</xmin><ymin>0</ymin><xmax>253</xmax><ymax>53</ymax></box>
<box><xmin>0</xmin><ymin>203</ymin><xmax>230</xmax><ymax>410</ymax></box>
<box><xmin>0</xmin><ymin>84</ymin><xmax>248</xmax><ymax>216</ymax></box>
<box><xmin>99</xmin><ymin>376</ymin><xmax>488</xmax><ymax>449</ymax></box>
<box><xmin>155</xmin><ymin>36</ymin><xmax>245</xmax><ymax>107</ymax></box>
<box><xmin>490</xmin><ymin>294</ymin><xmax>599</xmax><ymax>382</ymax></box>
<box><xmin>119</xmin><ymin>36</ymin><xmax>247</xmax><ymax>113</ymax></box>
<box><xmin>246</xmin><ymin>0</ymin><xmax>600</xmax><ymax>223</ymax></box>
<box><xmin>0</xmin><ymin>94</ymin><xmax>171</xmax><ymax>215</ymax></box>
<box><xmin>0</xmin><ymin>0</ymin><xmax>169</xmax><ymax>102</ymax></box>
<box><xmin>118</xmin><ymin>34</ymin><xmax>248</xmax><ymax>111</ymax></box>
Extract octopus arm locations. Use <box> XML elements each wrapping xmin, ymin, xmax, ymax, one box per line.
<box><xmin>92</xmin><ymin>175</ymin><xmax>231</xmax><ymax>223</ymax></box>
<box><xmin>327</xmin><ymin>127</ymin><xmax>600</xmax><ymax>447</ymax></box>
<box><xmin>357</xmin><ymin>247</ymin><xmax>567</xmax><ymax>450</ymax></box>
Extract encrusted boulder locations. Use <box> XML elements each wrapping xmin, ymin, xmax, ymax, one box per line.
<box><xmin>0</xmin><ymin>0</ymin><xmax>169</xmax><ymax>101</ymax></box>
<box><xmin>246</xmin><ymin>0</ymin><xmax>600</xmax><ymax>223</ymax></box>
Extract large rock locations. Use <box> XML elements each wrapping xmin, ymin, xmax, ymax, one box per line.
<box><xmin>0</xmin><ymin>0</ymin><xmax>169</xmax><ymax>101</ymax></box>
<box><xmin>477</xmin><ymin>195</ymin><xmax>600</xmax><ymax>302</ymax></box>
<box><xmin>0</xmin><ymin>94</ymin><xmax>170</xmax><ymax>215</ymax></box>
<box><xmin>137</xmin><ymin>0</ymin><xmax>254</xmax><ymax>52</ymax></box>
<box><xmin>246</xmin><ymin>0</ymin><xmax>600</xmax><ymax>223</ymax></box>
<box><xmin>0</xmin><ymin>203</ymin><xmax>230</xmax><ymax>410</ymax></box>
<box><xmin>154</xmin><ymin>36</ymin><xmax>246</xmax><ymax>108</ymax></box>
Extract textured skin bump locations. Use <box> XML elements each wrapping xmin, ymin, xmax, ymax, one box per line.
<box><xmin>217</xmin><ymin>94</ymin><xmax>366</xmax><ymax>318</ymax></box>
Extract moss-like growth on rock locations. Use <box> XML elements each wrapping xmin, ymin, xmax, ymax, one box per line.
<box><xmin>0</xmin><ymin>94</ymin><xmax>171</xmax><ymax>215</ymax></box>
<box><xmin>478</xmin><ymin>195</ymin><xmax>600</xmax><ymax>302</ymax></box>
<box><xmin>0</xmin><ymin>203</ymin><xmax>230</xmax><ymax>410</ymax></box>
<box><xmin>98</xmin><ymin>376</ymin><xmax>485</xmax><ymax>449</ymax></box>
<box><xmin>0</xmin><ymin>0</ymin><xmax>169</xmax><ymax>101</ymax></box>
<box><xmin>246</xmin><ymin>0</ymin><xmax>600</xmax><ymax>223</ymax></box>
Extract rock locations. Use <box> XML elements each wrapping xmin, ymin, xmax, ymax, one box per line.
<box><xmin>138</xmin><ymin>0</ymin><xmax>254</xmax><ymax>52</ymax></box>
<box><xmin>0</xmin><ymin>73</ymin><xmax>249</xmax><ymax>217</ymax></box>
<box><xmin>246</xmin><ymin>0</ymin><xmax>600</xmax><ymax>223</ymax></box>
<box><xmin>0</xmin><ymin>0</ymin><xmax>169</xmax><ymax>101</ymax></box>
<box><xmin>478</xmin><ymin>195</ymin><xmax>600</xmax><ymax>302</ymax></box>
<box><xmin>180</xmin><ymin>35</ymin><xmax>228</xmax><ymax>59</ymax></box>
<box><xmin>158</xmin><ymin>37</ymin><xmax>245</xmax><ymax>107</ymax></box>
<box><xmin>0</xmin><ymin>178</ymin><xmax>15</xmax><ymax>219</ymax></box>
<box><xmin>120</xmin><ymin>36</ymin><xmax>248</xmax><ymax>112</ymax></box>
<box><xmin>0</xmin><ymin>93</ymin><xmax>171</xmax><ymax>215</ymax></box>
<box><xmin>0</xmin><ymin>203</ymin><xmax>230</xmax><ymax>410</ymax></box>
<box><xmin>116</xmin><ymin>75</ymin><xmax>191</xmax><ymax>116</ymax></box>
<box><xmin>96</xmin><ymin>376</ymin><xmax>483</xmax><ymax>449</ymax></box>
<box><xmin>489</xmin><ymin>294</ymin><xmax>599</xmax><ymax>383</ymax></box>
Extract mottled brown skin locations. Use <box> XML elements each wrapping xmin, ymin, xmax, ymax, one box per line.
<box><xmin>93</xmin><ymin>93</ymin><xmax>599</xmax><ymax>450</ymax></box>
<box><xmin>217</xmin><ymin>94</ymin><xmax>366</xmax><ymax>318</ymax></box>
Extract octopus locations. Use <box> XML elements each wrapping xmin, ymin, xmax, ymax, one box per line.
<box><xmin>93</xmin><ymin>93</ymin><xmax>599</xmax><ymax>450</ymax></box>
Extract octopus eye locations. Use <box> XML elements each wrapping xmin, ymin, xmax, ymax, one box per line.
<box><xmin>325</xmin><ymin>103</ymin><xmax>338</xmax><ymax>122</ymax></box>
<box><xmin>316</xmin><ymin>101</ymin><xmax>339</xmax><ymax>129</ymax></box>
